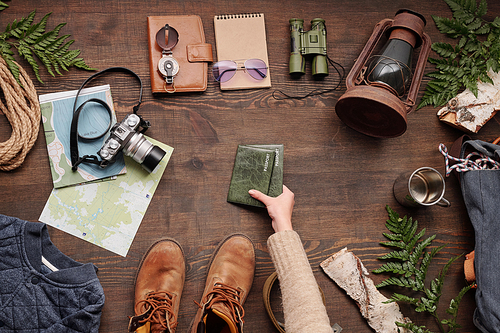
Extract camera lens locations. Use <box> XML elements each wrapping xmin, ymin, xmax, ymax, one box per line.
<box><xmin>142</xmin><ymin>146</ymin><xmax>166</xmax><ymax>173</ymax></box>
<box><xmin>123</xmin><ymin>133</ymin><xmax>166</xmax><ymax>173</ymax></box>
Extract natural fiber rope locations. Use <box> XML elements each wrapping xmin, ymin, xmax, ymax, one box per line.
<box><xmin>0</xmin><ymin>57</ymin><xmax>40</xmax><ymax>171</ymax></box>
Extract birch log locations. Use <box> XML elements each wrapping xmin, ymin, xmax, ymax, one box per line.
<box><xmin>437</xmin><ymin>70</ymin><xmax>500</xmax><ymax>133</ymax></box>
<box><xmin>320</xmin><ymin>248</ymin><xmax>411</xmax><ymax>333</ymax></box>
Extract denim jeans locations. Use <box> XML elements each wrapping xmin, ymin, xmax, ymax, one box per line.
<box><xmin>460</xmin><ymin>140</ymin><xmax>500</xmax><ymax>333</ymax></box>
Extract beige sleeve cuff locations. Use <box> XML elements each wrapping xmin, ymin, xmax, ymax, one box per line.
<box><xmin>267</xmin><ymin>230</ymin><xmax>333</xmax><ymax>333</ymax></box>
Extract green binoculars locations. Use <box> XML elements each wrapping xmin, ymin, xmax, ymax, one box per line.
<box><xmin>289</xmin><ymin>18</ymin><xmax>329</xmax><ymax>78</ymax></box>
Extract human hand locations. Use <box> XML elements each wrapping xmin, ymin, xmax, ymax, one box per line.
<box><xmin>248</xmin><ymin>185</ymin><xmax>294</xmax><ymax>232</ymax></box>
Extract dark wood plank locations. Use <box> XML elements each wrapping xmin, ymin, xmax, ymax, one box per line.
<box><xmin>1</xmin><ymin>0</ymin><xmax>498</xmax><ymax>332</ymax></box>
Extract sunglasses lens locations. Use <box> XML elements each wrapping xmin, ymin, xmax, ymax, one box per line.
<box><xmin>213</xmin><ymin>61</ymin><xmax>237</xmax><ymax>82</ymax></box>
<box><xmin>245</xmin><ymin>59</ymin><xmax>267</xmax><ymax>80</ymax></box>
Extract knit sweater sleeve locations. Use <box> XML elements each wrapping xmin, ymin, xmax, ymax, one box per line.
<box><xmin>267</xmin><ymin>230</ymin><xmax>333</xmax><ymax>333</ymax></box>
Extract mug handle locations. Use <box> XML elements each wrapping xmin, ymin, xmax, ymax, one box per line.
<box><xmin>436</xmin><ymin>197</ymin><xmax>451</xmax><ymax>207</ymax></box>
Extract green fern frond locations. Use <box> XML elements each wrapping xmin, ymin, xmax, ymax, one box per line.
<box><xmin>386</xmin><ymin>293</ymin><xmax>420</xmax><ymax>306</ymax></box>
<box><xmin>446</xmin><ymin>287</ymin><xmax>468</xmax><ymax>315</ymax></box>
<box><xmin>0</xmin><ymin>1</ymin><xmax>8</xmax><ymax>11</ymax></box>
<box><xmin>418</xmin><ymin>0</ymin><xmax>500</xmax><ymax>109</ymax></box>
<box><xmin>375</xmin><ymin>276</ymin><xmax>418</xmax><ymax>289</ymax></box>
<box><xmin>374</xmin><ymin>207</ymin><xmax>470</xmax><ymax>333</ymax></box>
<box><xmin>397</xmin><ymin>322</ymin><xmax>434</xmax><ymax>333</ymax></box>
<box><xmin>0</xmin><ymin>9</ymin><xmax>95</xmax><ymax>83</ymax></box>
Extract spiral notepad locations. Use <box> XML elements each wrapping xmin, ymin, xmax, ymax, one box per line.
<box><xmin>213</xmin><ymin>13</ymin><xmax>271</xmax><ymax>90</ymax></box>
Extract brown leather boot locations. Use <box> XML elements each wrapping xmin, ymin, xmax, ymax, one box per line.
<box><xmin>128</xmin><ymin>238</ymin><xmax>185</xmax><ymax>333</ymax></box>
<box><xmin>190</xmin><ymin>234</ymin><xmax>255</xmax><ymax>333</ymax></box>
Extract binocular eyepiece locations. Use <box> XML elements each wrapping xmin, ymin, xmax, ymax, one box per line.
<box><xmin>289</xmin><ymin>18</ymin><xmax>329</xmax><ymax>78</ymax></box>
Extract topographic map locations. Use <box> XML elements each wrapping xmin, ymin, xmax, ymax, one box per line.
<box><xmin>39</xmin><ymin>138</ymin><xmax>172</xmax><ymax>256</ymax></box>
<box><xmin>39</xmin><ymin>85</ymin><xmax>126</xmax><ymax>188</ymax></box>
<box><xmin>39</xmin><ymin>133</ymin><xmax>173</xmax><ymax>256</ymax></box>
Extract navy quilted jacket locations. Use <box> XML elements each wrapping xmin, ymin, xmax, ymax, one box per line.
<box><xmin>0</xmin><ymin>214</ymin><xmax>105</xmax><ymax>332</ymax></box>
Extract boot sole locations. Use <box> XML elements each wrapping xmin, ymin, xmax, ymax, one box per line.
<box><xmin>186</xmin><ymin>233</ymin><xmax>255</xmax><ymax>333</ymax></box>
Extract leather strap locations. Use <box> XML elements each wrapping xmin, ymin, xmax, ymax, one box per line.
<box><xmin>187</xmin><ymin>43</ymin><xmax>213</xmax><ymax>62</ymax></box>
<box><xmin>464</xmin><ymin>251</ymin><xmax>476</xmax><ymax>287</ymax></box>
<box><xmin>70</xmin><ymin>98</ymin><xmax>113</xmax><ymax>169</ymax></box>
<box><xmin>70</xmin><ymin>67</ymin><xmax>144</xmax><ymax>171</ymax></box>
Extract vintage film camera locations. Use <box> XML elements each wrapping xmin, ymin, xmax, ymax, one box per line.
<box><xmin>70</xmin><ymin>67</ymin><xmax>166</xmax><ymax>174</ymax></box>
<box><xmin>289</xmin><ymin>18</ymin><xmax>329</xmax><ymax>78</ymax></box>
<box><xmin>98</xmin><ymin>113</ymin><xmax>166</xmax><ymax>173</ymax></box>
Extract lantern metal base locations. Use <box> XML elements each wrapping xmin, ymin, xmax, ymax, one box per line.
<box><xmin>335</xmin><ymin>85</ymin><xmax>408</xmax><ymax>138</ymax></box>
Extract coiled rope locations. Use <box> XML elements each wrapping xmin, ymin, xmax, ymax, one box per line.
<box><xmin>0</xmin><ymin>57</ymin><xmax>40</xmax><ymax>171</ymax></box>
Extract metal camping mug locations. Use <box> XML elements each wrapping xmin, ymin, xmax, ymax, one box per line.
<box><xmin>393</xmin><ymin>167</ymin><xmax>451</xmax><ymax>208</ymax></box>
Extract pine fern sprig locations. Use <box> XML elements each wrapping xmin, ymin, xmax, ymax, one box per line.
<box><xmin>374</xmin><ymin>206</ymin><xmax>470</xmax><ymax>333</ymax></box>
<box><xmin>0</xmin><ymin>9</ymin><xmax>95</xmax><ymax>83</ymax></box>
<box><xmin>442</xmin><ymin>285</ymin><xmax>473</xmax><ymax>331</ymax></box>
<box><xmin>397</xmin><ymin>322</ymin><xmax>434</xmax><ymax>333</ymax></box>
<box><xmin>417</xmin><ymin>0</ymin><xmax>500</xmax><ymax>109</ymax></box>
<box><xmin>373</xmin><ymin>206</ymin><xmax>439</xmax><ymax>290</ymax></box>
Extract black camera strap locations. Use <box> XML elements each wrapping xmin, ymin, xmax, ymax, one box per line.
<box><xmin>70</xmin><ymin>67</ymin><xmax>147</xmax><ymax>171</ymax></box>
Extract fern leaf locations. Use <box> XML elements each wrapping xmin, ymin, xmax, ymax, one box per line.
<box><xmin>375</xmin><ymin>276</ymin><xmax>417</xmax><ymax>289</ymax></box>
<box><xmin>418</xmin><ymin>0</ymin><xmax>500</xmax><ymax>109</ymax></box>
<box><xmin>419</xmin><ymin>296</ymin><xmax>438</xmax><ymax>313</ymax></box>
<box><xmin>409</xmin><ymin>234</ymin><xmax>437</xmax><ymax>266</ymax></box>
<box><xmin>464</xmin><ymin>75</ymin><xmax>479</xmax><ymax>96</ymax></box>
<box><xmin>18</xmin><ymin>42</ymin><xmax>43</xmax><ymax>82</ymax></box>
<box><xmin>6</xmin><ymin>10</ymin><xmax>36</xmax><ymax>39</ymax></box>
<box><xmin>476</xmin><ymin>0</ymin><xmax>488</xmax><ymax>16</ymax></box>
<box><xmin>374</xmin><ymin>207</ymin><xmax>471</xmax><ymax>331</ymax></box>
<box><xmin>396</xmin><ymin>322</ymin><xmax>434</xmax><ymax>333</ymax></box>
<box><xmin>432</xmin><ymin>15</ymin><xmax>468</xmax><ymax>37</ymax></box>
<box><xmin>432</xmin><ymin>42</ymin><xmax>456</xmax><ymax>58</ymax></box>
<box><xmin>446</xmin><ymin>285</ymin><xmax>473</xmax><ymax>317</ymax></box>
<box><xmin>0</xmin><ymin>41</ymin><xmax>19</xmax><ymax>80</ymax></box>
<box><xmin>381</xmin><ymin>232</ymin><xmax>403</xmax><ymax>242</ymax></box>
<box><xmin>0</xmin><ymin>9</ymin><xmax>94</xmax><ymax>83</ymax></box>
<box><xmin>387</xmin><ymin>293</ymin><xmax>420</xmax><ymax>306</ymax></box>
<box><xmin>418</xmin><ymin>245</ymin><xmax>446</xmax><ymax>286</ymax></box>
<box><xmin>0</xmin><ymin>1</ymin><xmax>8</xmax><ymax>11</ymax></box>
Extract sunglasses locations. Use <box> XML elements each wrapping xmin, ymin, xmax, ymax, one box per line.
<box><xmin>212</xmin><ymin>59</ymin><xmax>268</xmax><ymax>82</ymax></box>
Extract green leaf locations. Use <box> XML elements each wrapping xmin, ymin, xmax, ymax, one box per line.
<box><xmin>396</xmin><ymin>322</ymin><xmax>434</xmax><ymax>333</ymax></box>
<box><xmin>492</xmin><ymin>17</ymin><xmax>500</xmax><ymax>28</ymax></box>
<box><xmin>374</xmin><ymin>206</ymin><xmax>469</xmax><ymax>330</ymax></box>
<box><xmin>0</xmin><ymin>9</ymin><xmax>94</xmax><ymax>83</ymax></box>
<box><xmin>432</xmin><ymin>42</ymin><xmax>456</xmax><ymax>58</ymax></box>
<box><xmin>464</xmin><ymin>75</ymin><xmax>479</xmax><ymax>96</ymax></box>
<box><xmin>420</xmin><ymin>0</ymin><xmax>500</xmax><ymax>108</ymax></box>
<box><xmin>477</xmin><ymin>0</ymin><xmax>488</xmax><ymax>17</ymax></box>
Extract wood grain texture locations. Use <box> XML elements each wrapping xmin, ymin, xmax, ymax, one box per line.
<box><xmin>1</xmin><ymin>0</ymin><xmax>499</xmax><ymax>332</ymax></box>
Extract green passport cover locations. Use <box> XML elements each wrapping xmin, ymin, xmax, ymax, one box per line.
<box><xmin>247</xmin><ymin>144</ymin><xmax>284</xmax><ymax>198</ymax></box>
<box><xmin>227</xmin><ymin>144</ymin><xmax>283</xmax><ymax>207</ymax></box>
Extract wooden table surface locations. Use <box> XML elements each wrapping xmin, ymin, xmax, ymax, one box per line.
<box><xmin>1</xmin><ymin>0</ymin><xmax>499</xmax><ymax>332</ymax></box>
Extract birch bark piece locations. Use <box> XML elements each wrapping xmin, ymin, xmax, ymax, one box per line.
<box><xmin>320</xmin><ymin>247</ymin><xmax>411</xmax><ymax>333</ymax></box>
<box><xmin>437</xmin><ymin>70</ymin><xmax>500</xmax><ymax>133</ymax></box>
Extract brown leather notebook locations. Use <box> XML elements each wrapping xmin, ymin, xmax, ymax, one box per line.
<box><xmin>147</xmin><ymin>15</ymin><xmax>213</xmax><ymax>93</ymax></box>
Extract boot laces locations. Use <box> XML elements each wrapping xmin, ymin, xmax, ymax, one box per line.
<box><xmin>135</xmin><ymin>291</ymin><xmax>177</xmax><ymax>332</ymax></box>
<box><xmin>195</xmin><ymin>282</ymin><xmax>245</xmax><ymax>326</ymax></box>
